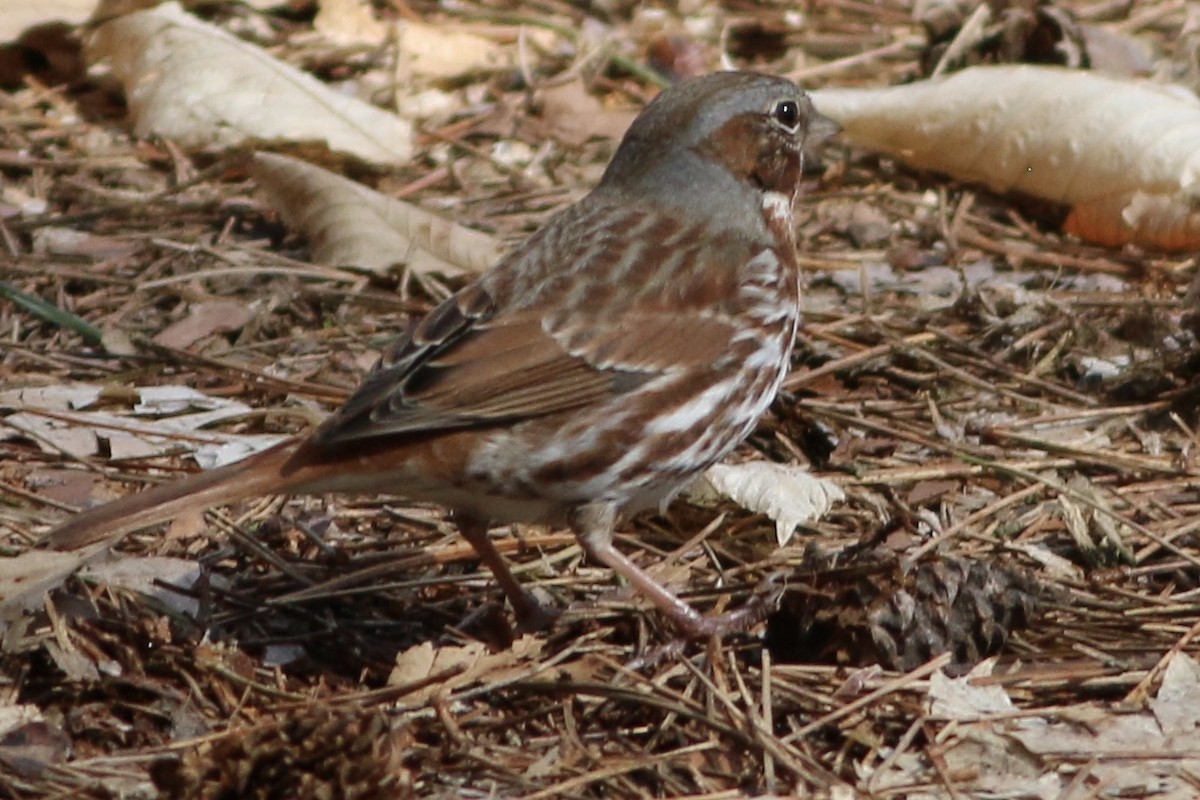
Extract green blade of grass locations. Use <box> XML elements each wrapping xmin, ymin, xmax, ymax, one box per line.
<box><xmin>0</xmin><ymin>280</ymin><xmax>104</xmax><ymax>345</ymax></box>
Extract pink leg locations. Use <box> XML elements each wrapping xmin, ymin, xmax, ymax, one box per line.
<box><xmin>455</xmin><ymin>515</ymin><xmax>558</xmax><ymax>633</ymax></box>
<box><xmin>570</xmin><ymin>503</ymin><xmax>773</xmax><ymax>639</ymax></box>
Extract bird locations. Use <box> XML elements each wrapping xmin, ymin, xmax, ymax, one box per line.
<box><xmin>42</xmin><ymin>71</ymin><xmax>838</xmax><ymax>638</ymax></box>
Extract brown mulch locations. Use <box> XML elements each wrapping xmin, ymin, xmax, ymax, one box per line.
<box><xmin>3</xmin><ymin>0</ymin><xmax>1200</xmax><ymax>797</ymax></box>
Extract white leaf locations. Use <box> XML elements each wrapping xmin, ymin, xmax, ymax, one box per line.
<box><xmin>811</xmin><ymin>65</ymin><xmax>1200</xmax><ymax>251</ymax></box>
<box><xmin>389</xmin><ymin>636</ymin><xmax>544</xmax><ymax>703</ymax></box>
<box><xmin>0</xmin><ymin>385</ymin><xmax>101</xmax><ymax>411</ymax></box>
<box><xmin>1015</xmin><ymin>543</ymin><xmax>1083</xmax><ymax>580</ymax></box>
<box><xmin>0</xmin><ymin>550</ymin><xmax>91</xmax><ymax>622</ymax></box>
<box><xmin>0</xmin><ymin>383</ymin><xmax>287</xmax><ymax>467</ymax></box>
<box><xmin>0</xmin><ymin>0</ymin><xmax>95</xmax><ymax>43</ymax></box>
<box><xmin>87</xmin><ymin>2</ymin><xmax>413</xmax><ymax>164</ymax></box>
<box><xmin>0</xmin><ymin>705</ymin><xmax>44</xmax><ymax>739</ymax></box>
<box><xmin>314</xmin><ymin>0</ymin><xmax>388</xmax><ymax>46</ymax></box>
<box><xmin>81</xmin><ymin>556</ymin><xmax>204</xmax><ymax>617</ymax></box>
<box><xmin>1</xmin><ymin>412</ymin><xmax>100</xmax><ymax>460</ymax></box>
<box><xmin>395</xmin><ymin>20</ymin><xmax>508</xmax><ymax>79</ymax></box>
<box><xmin>928</xmin><ymin>661</ymin><xmax>1015</xmax><ymax>720</ymax></box>
<box><xmin>692</xmin><ymin>462</ymin><xmax>845</xmax><ymax>546</ymax></box>
<box><xmin>1150</xmin><ymin>652</ymin><xmax>1200</xmax><ymax>736</ymax></box>
<box><xmin>251</xmin><ymin>152</ymin><xmax>507</xmax><ymax>276</ymax></box>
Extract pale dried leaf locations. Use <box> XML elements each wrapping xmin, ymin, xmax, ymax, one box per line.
<box><xmin>1084</xmin><ymin>355</ymin><xmax>1128</xmax><ymax>383</ymax></box>
<box><xmin>132</xmin><ymin>385</ymin><xmax>243</xmax><ymax>416</ymax></box>
<box><xmin>1056</xmin><ymin>495</ymin><xmax>1094</xmax><ymax>561</ymax></box>
<box><xmin>314</xmin><ymin>0</ymin><xmax>388</xmax><ymax>46</ymax></box>
<box><xmin>1030</xmin><ymin>421</ymin><xmax>1114</xmax><ymax>449</ymax></box>
<box><xmin>811</xmin><ymin>65</ymin><xmax>1200</xmax><ymax>250</ymax></box>
<box><xmin>81</xmin><ymin>556</ymin><xmax>204</xmax><ymax>617</ymax></box>
<box><xmin>1016</xmin><ymin>543</ymin><xmax>1083</xmax><ymax>580</ymax></box>
<box><xmin>163</xmin><ymin>509</ymin><xmax>210</xmax><ymax>543</ymax></box>
<box><xmin>927</xmin><ymin>661</ymin><xmax>1015</xmax><ymax>720</ymax></box>
<box><xmin>1062</xmin><ymin>475</ymin><xmax>1136</xmax><ymax>565</ymax></box>
<box><xmin>689</xmin><ymin>462</ymin><xmax>845</xmax><ymax>546</ymax></box>
<box><xmin>389</xmin><ymin>636</ymin><xmax>544</xmax><ymax>703</ymax></box>
<box><xmin>87</xmin><ymin>2</ymin><xmax>413</xmax><ymax>163</ymax></box>
<box><xmin>1007</xmin><ymin>703</ymin><xmax>1200</xmax><ymax>794</ymax></box>
<box><xmin>1149</xmin><ymin>652</ymin><xmax>1200</xmax><ymax>736</ymax></box>
<box><xmin>0</xmin><ymin>706</ymin><xmax>44</xmax><ymax>739</ymax></box>
<box><xmin>397</xmin><ymin>20</ymin><xmax>507</xmax><ymax>79</ymax></box>
<box><xmin>936</xmin><ymin>729</ymin><xmax>1051</xmax><ymax>799</ymax></box>
<box><xmin>22</xmin><ymin>469</ymin><xmax>102</xmax><ymax>507</ymax></box>
<box><xmin>0</xmin><ymin>717</ymin><xmax>71</xmax><ymax>776</ymax></box>
<box><xmin>0</xmin><ymin>550</ymin><xmax>90</xmax><ymax>621</ymax></box>
<box><xmin>395</xmin><ymin>87</ymin><xmax>458</xmax><ymax>121</ymax></box>
<box><xmin>1009</xmin><ymin>705</ymin><xmax>1155</xmax><ymax>755</ymax></box>
<box><xmin>30</xmin><ymin>227</ymin><xmax>138</xmax><ymax>260</ymax></box>
<box><xmin>0</xmin><ymin>0</ymin><xmax>96</xmax><ymax>42</ymax></box>
<box><xmin>0</xmin><ymin>388</ymin><xmax>105</xmax><ymax>462</ymax></box>
<box><xmin>1</xmin><ymin>412</ymin><xmax>99</xmax><ymax>460</ymax></box>
<box><xmin>536</xmin><ymin>78</ymin><xmax>638</xmax><ymax>147</ymax></box>
<box><xmin>152</xmin><ymin>299</ymin><xmax>256</xmax><ymax>349</ymax></box>
<box><xmin>251</xmin><ymin>152</ymin><xmax>507</xmax><ymax>276</ymax></box>
<box><xmin>1080</xmin><ymin>23</ymin><xmax>1154</xmax><ymax>77</ymax></box>
<box><xmin>0</xmin><ymin>385</ymin><xmax>101</xmax><ymax>411</ymax></box>
<box><xmin>0</xmin><ymin>384</ymin><xmax>286</xmax><ymax>466</ymax></box>
<box><xmin>99</xmin><ymin>328</ymin><xmax>138</xmax><ymax>357</ymax></box>
<box><xmin>0</xmin><ymin>185</ymin><xmax>47</xmax><ymax>216</ymax></box>
<box><xmin>927</xmin><ymin>656</ymin><xmax>1200</xmax><ymax>798</ymax></box>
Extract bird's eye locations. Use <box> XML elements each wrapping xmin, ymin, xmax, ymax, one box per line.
<box><xmin>772</xmin><ymin>99</ymin><xmax>800</xmax><ymax>130</ymax></box>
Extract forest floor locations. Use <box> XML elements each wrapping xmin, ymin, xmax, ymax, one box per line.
<box><xmin>2</xmin><ymin>0</ymin><xmax>1200</xmax><ymax>797</ymax></box>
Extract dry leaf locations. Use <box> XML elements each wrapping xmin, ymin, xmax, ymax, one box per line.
<box><xmin>314</xmin><ymin>0</ymin><xmax>388</xmax><ymax>46</ymax></box>
<box><xmin>928</xmin><ymin>661</ymin><xmax>1015</xmax><ymax>720</ymax></box>
<box><xmin>0</xmin><ymin>718</ymin><xmax>71</xmax><ymax>778</ymax></box>
<box><xmin>1057</xmin><ymin>476</ymin><xmax>1136</xmax><ymax>567</ymax></box>
<box><xmin>21</xmin><ymin>469</ymin><xmax>102</xmax><ymax>507</ymax></box>
<box><xmin>0</xmin><ymin>0</ymin><xmax>96</xmax><ymax>43</ymax></box>
<box><xmin>535</xmin><ymin>79</ymin><xmax>638</xmax><ymax>147</ymax></box>
<box><xmin>1</xmin><ymin>412</ymin><xmax>99</xmax><ymax>459</ymax></box>
<box><xmin>689</xmin><ymin>462</ymin><xmax>844</xmax><ymax>546</ymax></box>
<box><xmin>1016</xmin><ymin>542</ymin><xmax>1083</xmax><ymax>580</ymax></box>
<box><xmin>0</xmin><ymin>385</ymin><xmax>101</xmax><ymax>411</ymax></box>
<box><xmin>0</xmin><ymin>705</ymin><xmax>45</xmax><ymax>739</ymax></box>
<box><xmin>87</xmin><ymin>2</ymin><xmax>413</xmax><ymax>163</ymax></box>
<box><xmin>811</xmin><ymin>65</ymin><xmax>1200</xmax><ymax>251</ymax></box>
<box><xmin>388</xmin><ymin>636</ymin><xmax>544</xmax><ymax>703</ymax></box>
<box><xmin>1081</xmin><ymin>23</ymin><xmax>1154</xmax><ymax>76</ymax></box>
<box><xmin>152</xmin><ymin>299</ymin><xmax>256</xmax><ymax>349</ymax></box>
<box><xmin>81</xmin><ymin>556</ymin><xmax>204</xmax><ymax>617</ymax></box>
<box><xmin>164</xmin><ymin>509</ymin><xmax>210</xmax><ymax>542</ymax></box>
<box><xmin>1005</xmin><ymin>696</ymin><xmax>1200</xmax><ymax>795</ymax></box>
<box><xmin>251</xmin><ymin>152</ymin><xmax>507</xmax><ymax>276</ymax></box>
<box><xmin>918</xmin><ymin>654</ymin><xmax>1200</xmax><ymax>798</ymax></box>
<box><xmin>0</xmin><ymin>384</ymin><xmax>286</xmax><ymax>465</ymax></box>
<box><xmin>1</xmin><ymin>185</ymin><xmax>47</xmax><ymax>216</ymax></box>
<box><xmin>396</xmin><ymin>20</ymin><xmax>507</xmax><ymax>80</ymax></box>
<box><xmin>1149</xmin><ymin>652</ymin><xmax>1200</xmax><ymax>736</ymax></box>
<box><xmin>30</xmin><ymin>227</ymin><xmax>138</xmax><ymax>260</ymax></box>
<box><xmin>0</xmin><ymin>550</ymin><xmax>90</xmax><ymax>623</ymax></box>
<box><xmin>918</xmin><ymin>711</ymin><xmax>1053</xmax><ymax>798</ymax></box>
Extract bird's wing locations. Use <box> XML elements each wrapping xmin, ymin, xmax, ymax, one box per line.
<box><xmin>312</xmin><ymin>261</ymin><xmax>748</xmax><ymax>446</ymax></box>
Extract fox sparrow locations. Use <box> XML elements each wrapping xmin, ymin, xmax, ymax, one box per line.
<box><xmin>44</xmin><ymin>71</ymin><xmax>837</xmax><ymax>638</ymax></box>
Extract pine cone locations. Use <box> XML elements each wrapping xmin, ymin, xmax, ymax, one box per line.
<box><xmin>151</xmin><ymin>705</ymin><xmax>410</xmax><ymax>800</ymax></box>
<box><xmin>765</xmin><ymin>555</ymin><xmax>1041</xmax><ymax>675</ymax></box>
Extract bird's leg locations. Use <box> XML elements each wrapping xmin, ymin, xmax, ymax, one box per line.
<box><xmin>454</xmin><ymin>514</ymin><xmax>559</xmax><ymax>633</ymax></box>
<box><xmin>570</xmin><ymin>503</ymin><xmax>777</xmax><ymax>639</ymax></box>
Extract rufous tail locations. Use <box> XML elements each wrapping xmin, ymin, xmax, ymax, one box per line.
<box><xmin>42</xmin><ymin>439</ymin><xmax>306</xmax><ymax>550</ymax></box>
